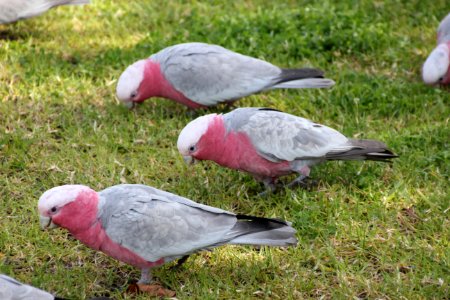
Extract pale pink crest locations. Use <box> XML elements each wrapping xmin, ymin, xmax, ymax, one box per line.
<box><xmin>177</xmin><ymin>113</ymin><xmax>217</xmax><ymax>155</ymax></box>
<box><xmin>423</xmin><ymin>43</ymin><xmax>450</xmax><ymax>84</ymax></box>
<box><xmin>116</xmin><ymin>59</ymin><xmax>147</xmax><ymax>104</ymax></box>
<box><xmin>38</xmin><ymin>184</ymin><xmax>92</xmax><ymax>215</ymax></box>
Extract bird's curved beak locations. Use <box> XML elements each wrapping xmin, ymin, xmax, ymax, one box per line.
<box><xmin>39</xmin><ymin>215</ymin><xmax>58</xmax><ymax>230</ymax></box>
<box><xmin>183</xmin><ymin>155</ymin><xmax>196</xmax><ymax>165</ymax></box>
<box><xmin>123</xmin><ymin>101</ymin><xmax>136</xmax><ymax>109</ymax></box>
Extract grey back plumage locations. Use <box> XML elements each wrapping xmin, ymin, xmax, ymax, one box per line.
<box><xmin>223</xmin><ymin>108</ymin><xmax>397</xmax><ymax>163</ymax></box>
<box><xmin>0</xmin><ymin>0</ymin><xmax>89</xmax><ymax>24</ymax></box>
<box><xmin>223</xmin><ymin>108</ymin><xmax>350</xmax><ymax>162</ymax></box>
<box><xmin>438</xmin><ymin>12</ymin><xmax>450</xmax><ymax>44</ymax></box>
<box><xmin>0</xmin><ymin>274</ymin><xmax>54</xmax><ymax>300</ymax></box>
<box><xmin>151</xmin><ymin>42</ymin><xmax>280</xmax><ymax>106</ymax></box>
<box><xmin>98</xmin><ymin>184</ymin><xmax>297</xmax><ymax>262</ymax></box>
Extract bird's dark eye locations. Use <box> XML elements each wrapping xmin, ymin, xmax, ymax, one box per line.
<box><xmin>130</xmin><ymin>91</ymin><xmax>137</xmax><ymax>98</ymax></box>
<box><xmin>438</xmin><ymin>77</ymin><xmax>444</xmax><ymax>82</ymax></box>
<box><xmin>189</xmin><ymin>145</ymin><xmax>196</xmax><ymax>152</ymax></box>
<box><xmin>50</xmin><ymin>207</ymin><xmax>57</xmax><ymax>213</ymax></box>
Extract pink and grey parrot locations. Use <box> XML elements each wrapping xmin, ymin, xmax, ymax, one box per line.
<box><xmin>116</xmin><ymin>42</ymin><xmax>335</xmax><ymax>109</ymax></box>
<box><xmin>38</xmin><ymin>184</ymin><xmax>297</xmax><ymax>283</ymax></box>
<box><xmin>422</xmin><ymin>12</ymin><xmax>450</xmax><ymax>85</ymax></box>
<box><xmin>0</xmin><ymin>0</ymin><xmax>90</xmax><ymax>24</ymax></box>
<box><xmin>177</xmin><ymin>107</ymin><xmax>397</xmax><ymax>193</ymax></box>
<box><xmin>0</xmin><ymin>274</ymin><xmax>60</xmax><ymax>300</ymax></box>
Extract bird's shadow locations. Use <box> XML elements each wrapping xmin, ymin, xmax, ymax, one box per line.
<box><xmin>0</xmin><ymin>27</ymin><xmax>29</xmax><ymax>41</ymax></box>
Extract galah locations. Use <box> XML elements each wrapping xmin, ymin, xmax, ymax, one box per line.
<box><xmin>422</xmin><ymin>12</ymin><xmax>450</xmax><ymax>85</ymax></box>
<box><xmin>116</xmin><ymin>42</ymin><xmax>335</xmax><ymax>109</ymax></box>
<box><xmin>177</xmin><ymin>107</ymin><xmax>397</xmax><ymax>192</ymax></box>
<box><xmin>0</xmin><ymin>274</ymin><xmax>58</xmax><ymax>300</ymax></box>
<box><xmin>0</xmin><ymin>0</ymin><xmax>89</xmax><ymax>24</ymax></box>
<box><xmin>38</xmin><ymin>184</ymin><xmax>297</xmax><ymax>283</ymax></box>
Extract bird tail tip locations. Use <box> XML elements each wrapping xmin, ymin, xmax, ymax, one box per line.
<box><xmin>327</xmin><ymin>139</ymin><xmax>398</xmax><ymax>161</ymax></box>
<box><xmin>273</xmin><ymin>78</ymin><xmax>335</xmax><ymax>89</ymax></box>
<box><xmin>229</xmin><ymin>215</ymin><xmax>298</xmax><ymax>247</ymax></box>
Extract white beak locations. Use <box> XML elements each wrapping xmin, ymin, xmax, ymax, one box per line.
<box><xmin>183</xmin><ymin>156</ymin><xmax>196</xmax><ymax>165</ymax></box>
<box><xmin>123</xmin><ymin>101</ymin><xmax>136</xmax><ymax>109</ymax></box>
<box><xmin>39</xmin><ymin>216</ymin><xmax>58</xmax><ymax>229</ymax></box>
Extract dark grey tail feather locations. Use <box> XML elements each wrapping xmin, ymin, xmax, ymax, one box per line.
<box><xmin>278</xmin><ymin>68</ymin><xmax>325</xmax><ymax>83</ymax></box>
<box><xmin>236</xmin><ymin>214</ymin><xmax>291</xmax><ymax>226</ymax></box>
<box><xmin>326</xmin><ymin>139</ymin><xmax>398</xmax><ymax>161</ymax></box>
<box><xmin>272</xmin><ymin>68</ymin><xmax>335</xmax><ymax>89</ymax></box>
<box><xmin>227</xmin><ymin>215</ymin><xmax>297</xmax><ymax>247</ymax></box>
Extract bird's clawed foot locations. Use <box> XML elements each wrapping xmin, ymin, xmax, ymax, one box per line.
<box><xmin>257</xmin><ymin>175</ymin><xmax>317</xmax><ymax>196</ymax></box>
<box><xmin>257</xmin><ymin>179</ymin><xmax>280</xmax><ymax>197</ymax></box>
<box><xmin>285</xmin><ymin>175</ymin><xmax>317</xmax><ymax>191</ymax></box>
<box><xmin>257</xmin><ymin>190</ymin><xmax>270</xmax><ymax>197</ymax></box>
<box><xmin>185</xmin><ymin>109</ymin><xmax>198</xmax><ymax>118</ymax></box>
<box><xmin>126</xmin><ymin>283</ymin><xmax>176</xmax><ymax>298</ymax></box>
<box><xmin>223</xmin><ymin>100</ymin><xmax>238</xmax><ymax>112</ymax></box>
<box><xmin>126</xmin><ymin>268</ymin><xmax>176</xmax><ymax>297</ymax></box>
<box><xmin>186</xmin><ymin>107</ymin><xmax>209</xmax><ymax>118</ymax></box>
<box><xmin>137</xmin><ymin>268</ymin><xmax>152</xmax><ymax>284</ymax></box>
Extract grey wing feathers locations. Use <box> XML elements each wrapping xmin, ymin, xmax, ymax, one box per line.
<box><xmin>152</xmin><ymin>43</ymin><xmax>281</xmax><ymax>106</ymax></box>
<box><xmin>438</xmin><ymin>13</ymin><xmax>450</xmax><ymax>44</ymax></box>
<box><xmin>0</xmin><ymin>274</ymin><xmax>54</xmax><ymax>300</ymax></box>
<box><xmin>0</xmin><ymin>1</ymin><xmax>23</xmax><ymax>23</ymax></box>
<box><xmin>99</xmin><ymin>184</ymin><xmax>233</xmax><ymax>216</ymax></box>
<box><xmin>0</xmin><ymin>0</ymin><xmax>89</xmax><ymax>24</ymax></box>
<box><xmin>98</xmin><ymin>184</ymin><xmax>297</xmax><ymax>262</ymax></box>
<box><xmin>224</xmin><ymin>108</ymin><xmax>350</xmax><ymax>162</ymax></box>
<box><xmin>98</xmin><ymin>184</ymin><xmax>240</xmax><ymax>262</ymax></box>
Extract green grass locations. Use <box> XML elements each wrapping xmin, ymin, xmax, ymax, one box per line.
<box><xmin>0</xmin><ymin>0</ymin><xmax>449</xmax><ymax>299</ymax></box>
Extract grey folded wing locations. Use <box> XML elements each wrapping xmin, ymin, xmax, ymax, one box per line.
<box><xmin>438</xmin><ymin>13</ymin><xmax>450</xmax><ymax>44</ymax></box>
<box><xmin>0</xmin><ymin>0</ymin><xmax>25</xmax><ymax>23</ymax></box>
<box><xmin>151</xmin><ymin>43</ymin><xmax>280</xmax><ymax>106</ymax></box>
<box><xmin>224</xmin><ymin>108</ymin><xmax>351</xmax><ymax>162</ymax></box>
<box><xmin>98</xmin><ymin>184</ymin><xmax>239</xmax><ymax>262</ymax></box>
<box><xmin>0</xmin><ymin>274</ymin><xmax>54</xmax><ymax>300</ymax></box>
<box><xmin>0</xmin><ymin>0</ymin><xmax>89</xmax><ymax>24</ymax></box>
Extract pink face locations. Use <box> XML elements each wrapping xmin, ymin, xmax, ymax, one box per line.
<box><xmin>38</xmin><ymin>185</ymin><xmax>97</xmax><ymax>230</ymax></box>
<box><xmin>177</xmin><ymin>114</ymin><xmax>218</xmax><ymax>159</ymax></box>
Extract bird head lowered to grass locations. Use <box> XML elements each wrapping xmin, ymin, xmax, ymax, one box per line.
<box><xmin>177</xmin><ymin>107</ymin><xmax>398</xmax><ymax>194</ymax></box>
<box><xmin>38</xmin><ymin>184</ymin><xmax>297</xmax><ymax>285</ymax></box>
<box><xmin>423</xmin><ymin>12</ymin><xmax>450</xmax><ymax>85</ymax></box>
<box><xmin>116</xmin><ymin>42</ymin><xmax>335</xmax><ymax>109</ymax></box>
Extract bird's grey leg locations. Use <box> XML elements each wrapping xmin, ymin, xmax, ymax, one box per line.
<box><xmin>185</xmin><ymin>109</ymin><xmax>198</xmax><ymax>118</ymax></box>
<box><xmin>224</xmin><ymin>100</ymin><xmax>238</xmax><ymax>111</ymax></box>
<box><xmin>138</xmin><ymin>268</ymin><xmax>152</xmax><ymax>284</ymax></box>
<box><xmin>285</xmin><ymin>174</ymin><xmax>308</xmax><ymax>189</ymax></box>
<box><xmin>284</xmin><ymin>165</ymin><xmax>316</xmax><ymax>190</ymax></box>
<box><xmin>257</xmin><ymin>177</ymin><xmax>278</xmax><ymax>197</ymax></box>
